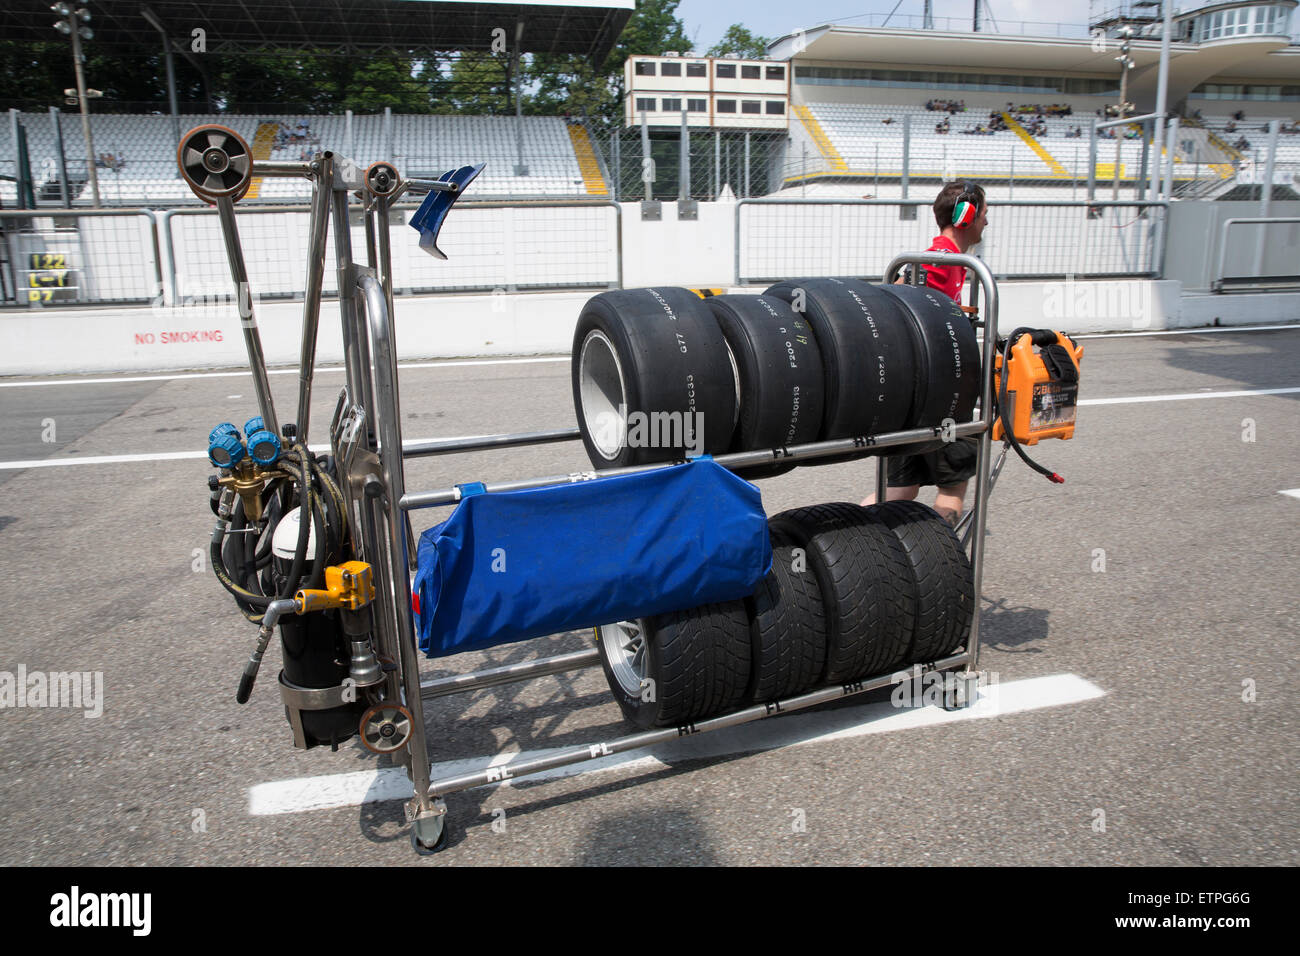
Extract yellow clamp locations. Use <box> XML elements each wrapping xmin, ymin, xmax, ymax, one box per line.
<box><xmin>296</xmin><ymin>561</ymin><xmax>375</xmax><ymax>613</ymax></box>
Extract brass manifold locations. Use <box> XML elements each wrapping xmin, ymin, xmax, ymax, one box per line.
<box><xmin>217</xmin><ymin>458</ymin><xmax>292</xmax><ymax>524</ymax></box>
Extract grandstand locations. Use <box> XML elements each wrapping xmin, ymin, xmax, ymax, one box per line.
<box><xmin>2</xmin><ymin>112</ymin><xmax>601</xmax><ymax>205</ymax></box>
<box><xmin>769</xmin><ymin>3</ymin><xmax>1300</xmax><ymax>199</ymax></box>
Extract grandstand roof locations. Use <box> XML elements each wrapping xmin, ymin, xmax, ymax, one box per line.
<box><xmin>1</xmin><ymin>0</ymin><xmax>634</xmax><ymax>62</ymax></box>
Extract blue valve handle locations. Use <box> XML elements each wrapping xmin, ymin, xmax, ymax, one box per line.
<box><xmin>209</xmin><ymin>431</ymin><xmax>246</xmax><ymax>468</ymax></box>
<box><xmin>246</xmin><ymin>429</ymin><xmax>282</xmax><ymax>466</ymax></box>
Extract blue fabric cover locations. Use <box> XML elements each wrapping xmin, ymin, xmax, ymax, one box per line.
<box><xmin>413</xmin><ymin>457</ymin><xmax>770</xmax><ymax>657</ymax></box>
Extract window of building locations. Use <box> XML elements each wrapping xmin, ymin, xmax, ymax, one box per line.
<box><xmin>716</xmin><ymin>63</ymin><xmax>736</xmax><ymax>78</ymax></box>
<box><xmin>766</xmin><ymin>66</ymin><xmax>785</xmax><ymax>81</ymax></box>
<box><xmin>688</xmin><ymin>98</ymin><xmax>707</xmax><ymax>112</ymax></box>
<box><xmin>634</xmin><ymin>61</ymin><xmax>655</xmax><ymax>76</ymax></box>
<box><xmin>661</xmin><ymin>61</ymin><xmax>681</xmax><ymax>77</ymax></box>
<box><xmin>716</xmin><ymin>99</ymin><xmax>737</xmax><ymax>113</ymax></box>
<box><xmin>662</xmin><ymin>98</ymin><xmax>681</xmax><ymax>111</ymax></box>
<box><xmin>741</xmin><ymin>100</ymin><xmax>761</xmax><ymax>114</ymax></box>
<box><xmin>687</xmin><ymin>62</ymin><xmax>706</xmax><ymax>77</ymax></box>
<box><xmin>635</xmin><ymin>97</ymin><xmax>655</xmax><ymax>112</ymax></box>
<box><xmin>765</xmin><ymin>100</ymin><xmax>785</xmax><ymax>114</ymax></box>
<box><xmin>741</xmin><ymin>65</ymin><xmax>761</xmax><ymax>79</ymax></box>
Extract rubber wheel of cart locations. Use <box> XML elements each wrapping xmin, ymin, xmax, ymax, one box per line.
<box><xmin>866</xmin><ymin>501</ymin><xmax>975</xmax><ymax>663</ymax></box>
<box><xmin>573</xmin><ymin>288</ymin><xmax>739</xmax><ymax>469</ymax></box>
<box><xmin>705</xmin><ymin>294</ymin><xmax>825</xmax><ymax>479</ymax></box>
<box><xmin>768</xmin><ymin>502</ymin><xmax>915</xmax><ymax>683</ymax></box>
<box><xmin>764</xmin><ymin>277</ymin><xmax>916</xmax><ymax>462</ymax></box>
<box><xmin>747</xmin><ymin>526</ymin><xmax>827</xmax><ymax>702</ymax></box>
<box><xmin>880</xmin><ymin>283</ymin><xmax>982</xmax><ymax>453</ymax></box>
<box><xmin>597</xmin><ymin>601</ymin><xmax>753</xmax><ymax>729</ymax></box>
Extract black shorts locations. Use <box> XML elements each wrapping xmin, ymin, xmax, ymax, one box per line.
<box><xmin>886</xmin><ymin>436</ymin><xmax>979</xmax><ymax>489</ymax></box>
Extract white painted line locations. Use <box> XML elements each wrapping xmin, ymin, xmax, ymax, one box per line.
<box><xmin>1280</xmin><ymin>489</ymin><xmax>1300</xmax><ymax>500</ymax></box>
<box><xmin>247</xmin><ymin>672</ymin><xmax>1105</xmax><ymax>816</ymax></box>
<box><xmin>5</xmin><ymin>387</ymin><xmax>1296</xmax><ymax>471</ymax></box>
<box><xmin>0</xmin><ymin>356</ymin><xmax>569</xmax><ymax>388</ymax></box>
<box><xmin>0</xmin><ymin>450</ymin><xmax>211</xmax><ymax>469</ymax></box>
<box><xmin>1070</xmin><ymin>324</ymin><xmax>1300</xmax><ymax>339</ymax></box>
<box><xmin>1079</xmin><ymin>386</ymin><xmax>1300</xmax><ymax>406</ymax></box>
<box><xmin>0</xmin><ymin>438</ymin><xmax>474</xmax><ymax>471</ymax></box>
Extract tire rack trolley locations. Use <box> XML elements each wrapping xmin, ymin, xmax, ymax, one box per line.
<box><xmin>179</xmin><ymin>126</ymin><xmax>1000</xmax><ymax>853</ymax></box>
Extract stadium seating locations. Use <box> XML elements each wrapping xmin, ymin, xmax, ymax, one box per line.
<box><xmin>1</xmin><ymin>111</ymin><xmax>594</xmax><ymax>204</ymax></box>
<box><xmin>791</xmin><ymin>100</ymin><xmax>1161</xmax><ymax>183</ymax></box>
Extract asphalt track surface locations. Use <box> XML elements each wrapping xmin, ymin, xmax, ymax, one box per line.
<box><xmin>0</xmin><ymin>324</ymin><xmax>1297</xmax><ymax>866</ymax></box>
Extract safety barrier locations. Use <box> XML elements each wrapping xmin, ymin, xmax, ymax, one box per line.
<box><xmin>735</xmin><ymin>199</ymin><xmax>1168</xmax><ymax>284</ymax></box>
<box><xmin>1212</xmin><ymin>217</ymin><xmax>1300</xmax><ymax>292</ymax></box>
<box><xmin>161</xmin><ymin>200</ymin><xmax>621</xmax><ymax>305</ymax></box>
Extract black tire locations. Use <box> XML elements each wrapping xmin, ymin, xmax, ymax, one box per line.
<box><xmin>881</xmin><ymin>284</ymin><xmax>982</xmax><ymax>453</ymax></box>
<box><xmin>747</xmin><ymin>527</ymin><xmax>827</xmax><ymax>702</ymax></box>
<box><xmin>764</xmin><ymin>278</ymin><xmax>917</xmax><ymax>443</ymax></box>
<box><xmin>704</xmin><ymin>294</ymin><xmax>824</xmax><ymax>479</ymax></box>
<box><xmin>768</xmin><ymin>502</ymin><xmax>915</xmax><ymax>683</ymax></box>
<box><xmin>597</xmin><ymin>601</ymin><xmax>752</xmax><ymax>729</ymax></box>
<box><xmin>572</xmin><ymin>288</ymin><xmax>738</xmax><ymax>470</ymax></box>
<box><xmin>867</xmin><ymin>501</ymin><xmax>975</xmax><ymax>663</ymax></box>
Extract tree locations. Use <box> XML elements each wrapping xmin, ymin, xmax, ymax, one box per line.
<box><xmin>525</xmin><ymin>0</ymin><xmax>691</xmax><ymax>126</ymax></box>
<box><xmin>706</xmin><ymin>24</ymin><xmax>772</xmax><ymax>59</ymax></box>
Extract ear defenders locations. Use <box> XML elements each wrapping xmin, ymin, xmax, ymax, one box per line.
<box><xmin>951</xmin><ymin>184</ymin><xmax>981</xmax><ymax>228</ymax></box>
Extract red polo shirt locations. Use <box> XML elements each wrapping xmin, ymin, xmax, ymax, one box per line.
<box><xmin>925</xmin><ymin>234</ymin><xmax>964</xmax><ymax>302</ymax></box>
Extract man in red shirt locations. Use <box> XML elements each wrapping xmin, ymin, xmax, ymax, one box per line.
<box><xmin>862</xmin><ymin>181</ymin><xmax>988</xmax><ymax>526</ymax></box>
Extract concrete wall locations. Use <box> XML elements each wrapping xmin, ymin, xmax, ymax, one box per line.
<box><xmin>3</xmin><ymin>197</ymin><xmax>1299</xmax><ymax>375</ymax></box>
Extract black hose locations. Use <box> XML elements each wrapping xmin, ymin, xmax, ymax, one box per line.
<box><xmin>276</xmin><ymin>445</ymin><xmax>313</xmax><ymax>600</ymax></box>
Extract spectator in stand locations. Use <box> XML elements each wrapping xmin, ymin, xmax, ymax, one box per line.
<box><xmin>1233</xmin><ymin>109</ymin><xmax>1245</xmax><ymax>121</ymax></box>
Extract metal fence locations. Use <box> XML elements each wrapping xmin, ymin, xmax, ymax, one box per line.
<box><xmin>162</xmin><ymin>200</ymin><xmax>619</xmax><ymax>305</ymax></box>
<box><xmin>0</xmin><ymin>208</ymin><xmax>160</xmax><ymax>306</ymax></box>
<box><xmin>736</xmin><ymin>199</ymin><xmax>1168</xmax><ymax>283</ymax></box>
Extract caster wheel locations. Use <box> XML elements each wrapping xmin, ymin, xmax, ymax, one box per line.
<box><xmin>411</xmin><ymin>817</ymin><xmax>448</xmax><ymax>855</ymax></box>
<box><xmin>366</xmin><ymin>161</ymin><xmax>400</xmax><ymax>198</ymax></box>
<box><xmin>177</xmin><ymin>124</ymin><xmax>254</xmax><ymax>201</ymax></box>
<box><xmin>359</xmin><ymin>702</ymin><xmax>414</xmax><ymax>754</ymax></box>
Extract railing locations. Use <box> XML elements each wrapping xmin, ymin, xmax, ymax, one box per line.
<box><xmin>1212</xmin><ymin>217</ymin><xmax>1300</xmax><ymax>291</ymax></box>
<box><xmin>735</xmin><ymin>199</ymin><xmax>1168</xmax><ymax>283</ymax></box>
<box><xmin>160</xmin><ymin>199</ymin><xmax>620</xmax><ymax>305</ymax></box>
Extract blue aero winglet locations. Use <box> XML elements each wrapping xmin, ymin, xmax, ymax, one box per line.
<box><xmin>409</xmin><ymin>163</ymin><xmax>485</xmax><ymax>260</ymax></box>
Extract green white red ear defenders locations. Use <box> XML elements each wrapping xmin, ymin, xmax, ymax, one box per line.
<box><xmin>952</xmin><ymin>187</ymin><xmax>979</xmax><ymax>228</ymax></box>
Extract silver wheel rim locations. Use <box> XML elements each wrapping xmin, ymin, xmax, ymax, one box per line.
<box><xmin>578</xmin><ymin>329</ymin><xmax>628</xmax><ymax>462</ymax></box>
<box><xmin>362</xmin><ymin>706</ymin><xmax>411</xmax><ymax>752</ymax></box>
<box><xmin>598</xmin><ymin>619</ymin><xmax>649</xmax><ymax>698</ymax></box>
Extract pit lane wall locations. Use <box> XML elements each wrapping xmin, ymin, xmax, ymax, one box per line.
<box><xmin>1</xmin><ymin>199</ymin><xmax>1296</xmax><ymax>376</ymax></box>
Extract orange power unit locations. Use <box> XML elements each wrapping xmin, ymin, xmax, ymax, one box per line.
<box><xmin>992</xmin><ymin>330</ymin><xmax>1083</xmax><ymax>445</ymax></box>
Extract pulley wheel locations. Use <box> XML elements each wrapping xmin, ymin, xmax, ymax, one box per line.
<box><xmin>359</xmin><ymin>702</ymin><xmax>414</xmax><ymax>754</ymax></box>
<box><xmin>177</xmin><ymin>124</ymin><xmax>254</xmax><ymax>200</ymax></box>
<box><xmin>366</xmin><ymin>161</ymin><xmax>400</xmax><ymax>198</ymax></box>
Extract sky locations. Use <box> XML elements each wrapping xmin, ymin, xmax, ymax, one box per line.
<box><xmin>674</xmin><ymin>0</ymin><xmax>1101</xmax><ymax>52</ymax></box>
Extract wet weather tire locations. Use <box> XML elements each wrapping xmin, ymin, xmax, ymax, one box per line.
<box><xmin>598</xmin><ymin>600</ymin><xmax>753</xmax><ymax>730</ymax></box>
<box><xmin>747</xmin><ymin>527</ymin><xmax>827</xmax><ymax>702</ymax></box>
<box><xmin>866</xmin><ymin>500</ymin><xmax>975</xmax><ymax>663</ymax></box>
<box><xmin>768</xmin><ymin>502</ymin><xmax>915</xmax><ymax>683</ymax></box>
